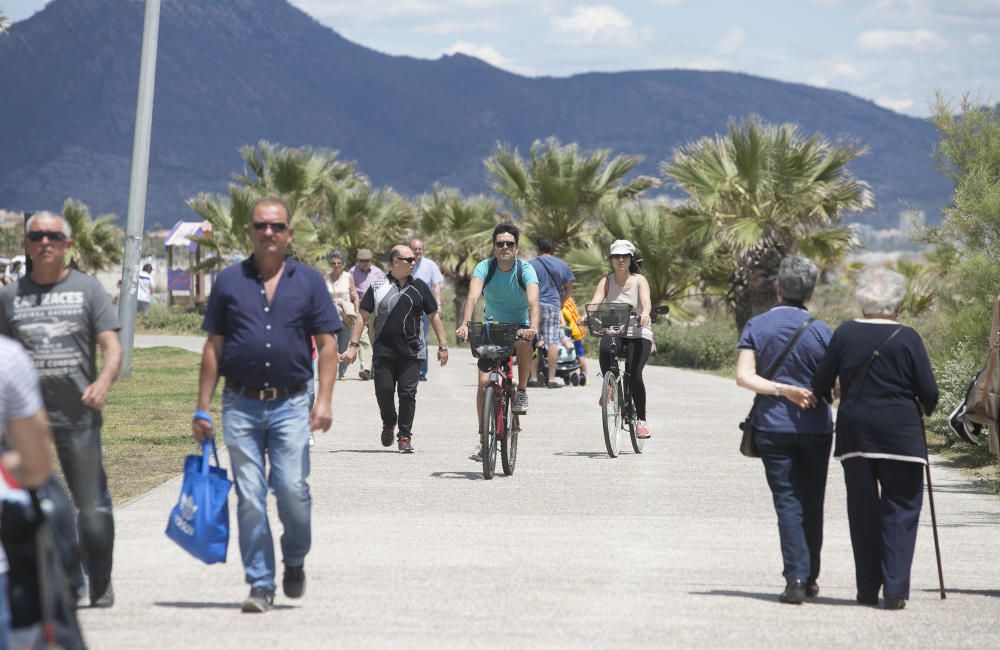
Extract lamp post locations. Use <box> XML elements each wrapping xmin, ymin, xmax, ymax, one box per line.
<box><xmin>118</xmin><ymin>0</ymin><xmax>162</xmax><ymax>378</ymax></box>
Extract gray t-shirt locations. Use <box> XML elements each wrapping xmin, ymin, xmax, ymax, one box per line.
<box><xmin>0</xmin><ymin>335</ymin><xmax>44</xmax><ymax>574</ymax></box>
<box><xmin>0</xmin><ymin>270</ymin><xmax>120</xmax><ymax>429</ymax></box>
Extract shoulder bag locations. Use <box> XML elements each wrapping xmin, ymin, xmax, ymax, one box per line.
<box><xmin>739</xmin><ymin>317</ymin><xmax>816</xmax><ymax>458</ymax></box>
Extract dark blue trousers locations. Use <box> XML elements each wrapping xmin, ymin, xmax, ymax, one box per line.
<box><xmin>756</xmin><ymin>432</ymin><xmax>832</xmax><ymax>584</ymax></box>
<box><xmin>842</xmin><ymin>457</ymin><xmax>924</xmax><ymax>600</ymax></box>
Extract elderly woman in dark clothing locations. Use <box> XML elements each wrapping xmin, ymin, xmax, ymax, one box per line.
<box><xmin>736</xmin><ymin>257</ymin><xmax>834</xmax><ymax>605</ymax></box>
<box><xmin>812</xmin><ymin>268</ymin><xmax>939</xmax><ymax>611</ymax></box>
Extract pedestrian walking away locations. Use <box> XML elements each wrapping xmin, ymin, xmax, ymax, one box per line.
<box><xmin>587</xmin><ymin>240</ymin><xmax>654</xmax><ymax>439</ymax></box>
<box><xmin>349</xmin><ymin>249</ymin><xmax>385</xmax><ymax>381</ymax></box>
<box><xmin>409</xmin><ymin>238</ymin><xmax>444</xmax><ymax>382</ymax></box>
<box><xmin>191</xmin><ymin>197</ymin><xmax>342</xmax><ymax>614</ymax></box>
<box><xmin>136</xmin><ymin>263</ymin><xmax>154</xmax><ymax>314</ymax></box>
<box><xmin>325</xmin><ymin>250</ymin><xmax>360</xmax><ymax>380</ymax></box>
<box><xmin>735</xmin><ymin>256</ymin><xmax>834</xmax><ymax>605</ymax></box>
<box><xmin>812</xmin><ymin>268</ymin><xmax>939</xmax><ymax>611</ymax></box>
<box><xmin>341</xmin><ymin>245</ymin><xmax>449</xmax><ymax>453</ymax></box>
<box><xmin>456</xmin><ymin>224</ymin><xmax>539</xmax><ymax>462</ymax></box>
<box><xmin>529</xmin><ymin>236</ymin><xmax>575</xmax><ymax>388</ymax></box>
<box><xmin>0</xmin><ymin>211</ymin><xmax>122</xmax><ymax>609</ymax></box>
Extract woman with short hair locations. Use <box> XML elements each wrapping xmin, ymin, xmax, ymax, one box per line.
<box><xmin>325</xmin><ymin>250</ymin><xmax>360</xmax><ymax>379</ymax></box>
<box><xmin>736</xmin><ymin>256</ymin><xmax>833</xmax><ymax>604</ymax></box>
<box><xmin>812</xmin><ymin>268</ymin><xmax>939</xmax><ymax>610</ymax></box>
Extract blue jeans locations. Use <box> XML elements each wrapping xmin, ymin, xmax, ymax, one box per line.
<box><xmin>223</xmin><ymin>389</ymin><xmax>312</xmax><ymax>591</ymax></box>
<box><xmin>756</xmin><ymin>431</ymin><xmax>832</xmax><ymax>584</ymax></box>
<box><xmin>0</xmin><ymin>574</ymin><xmax>11</xmax><ymax>650</ymax></box>
<box><xmin>53</xmin><ymin>424</ymin><xmax>115</xmax><ymax>582</ymax></box>
<box><xmin>336</xmin><ymin>324</ymin><xmax>352</xmax><ymax>378</ymax></box>
<box><xmin>419</xmin><ymin>314</ymin><xmax>430</xmax><ymax>378</ymax></box>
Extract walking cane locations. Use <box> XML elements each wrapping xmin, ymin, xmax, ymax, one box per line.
<box><xmin>917</xmin><ymin>402</ymin><xmax>946</xmax><ymax>599</ymax></box>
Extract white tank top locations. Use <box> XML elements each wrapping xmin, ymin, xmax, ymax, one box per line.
<box><xmin>605</xmin><ymin>273</ymin><xmax>653</xmax><ymax>341</ymax></box>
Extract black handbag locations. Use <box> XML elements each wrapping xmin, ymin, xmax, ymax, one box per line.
<box><xmin>739</xmin><ymin>317</ymin><xmax>816</xmax><ymax>458</ymax></box>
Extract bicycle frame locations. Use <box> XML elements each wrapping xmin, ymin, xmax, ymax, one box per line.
<box><xmin>483</xmin><ymin>354</ymin><xmax>516</xmax><ymax>441</ymax></box>
<box><xmin>607</xmin><ymin>335</ymin><xmax>635</xmax><ymax>425</ymax></box>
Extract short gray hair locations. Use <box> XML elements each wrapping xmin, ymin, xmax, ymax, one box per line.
<box><xmin>856</xmin><ymin>268</ymin><xmax>907</xmax><ymax>317</ymax></box>
<box><xmin>777</xmin><ymin>256</ymin><xmax>818</xmax><ymax>302</ymax></box>
<box><xmin>326</xmin><ymin>249</ymin><xmax>345</xmax><ymax>263</ymax></box>
<box><xmin>25</xmin><ymin>211</ymin><xmax>72</xmax><ymax>238</ymax></box>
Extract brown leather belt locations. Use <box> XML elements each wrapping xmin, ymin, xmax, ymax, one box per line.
<box><xmin>224</xmin><ymin>380</ymin><xmax>307</xmax><ymax>401</ymax></box>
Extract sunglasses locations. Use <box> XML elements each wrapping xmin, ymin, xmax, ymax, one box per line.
<box><xmin>27</xmin><ymin>230</ymin><xmax>68</xmax><ymax>242</ymax></box>
<box><xmin>494</xmin><ymin>241</ymin><xmax>516</xmax><ymax>249</ymax></box>
<box><xmin>395</xmin><ymin>256</ymin><xmax>416</xmax><ymax>264</ymax></box>
<box><xmin>251</xmin><ymin>221</ymin><xmax>289</xmax><ymax>232</ymax></box>
<box><xmin>611</xmin><ymin>254</ymin><xmax>630</xmax><ymax>261</ymax></box>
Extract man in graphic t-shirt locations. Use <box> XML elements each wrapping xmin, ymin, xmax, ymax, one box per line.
<box><xmin>0</xmin><ymin>211</ymin><xmax>121</xmax><ymax>608</ymax></box>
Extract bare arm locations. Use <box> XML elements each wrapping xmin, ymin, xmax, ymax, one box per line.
<box><xmin>349</xmin><ymin>276</ymin><xmax>360</xmax><ymax>313</ymax></box>
<box><xmin>587</xmin><ymin>277</ymin><xmax>607</xmax><ymax>308</ymax></box>
<box><xmin>735</xmin><ymin>349</ymin><xmax>815</xmax><ymax>409</ymax></box>
<box><xmin>430</xmin><ymin>311</ymin><xmax>449</xmax><ymax>366</ymax></box>
<box><xmin>340</xmin><ymin>310</ymin><xmax>370</xmax><ymax>365</ymax></box>
<box><xmin>81</xmin><ymin>329</ymin><xmax>122</xmax><ymax>409</ymax></box>
<box><xmin>636</xmin><ymin>275</ymin><xmax>652</xmax><ymax>327</ymax></box>
<box><xmin>5</xmin><ymin>409</ymin><xmax>55</xmax><ymax>488</ymax></box>
<box><xmin>433</xmin><ymin>281</ymin><xmax>443</xmax><ymax>307</ymax></box>
<box><xmin>311</xmin><ymin>333</ymin><xmax>337</xmax><ymax>432</ymax></box>
<box><xmin>525</xmin><ymin>283</ymin><xmax>540</xmax><ymax>333</ymax></box>
<box><xmin>192</xmin><ymin>334</ymin><xmax>224</xmax><ymax>441</ymax></box>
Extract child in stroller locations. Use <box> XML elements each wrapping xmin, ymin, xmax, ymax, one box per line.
<box><xmin>535</xmin><ymin>328</ymin><xmax>583</xmax><ymax>386</ymax></box>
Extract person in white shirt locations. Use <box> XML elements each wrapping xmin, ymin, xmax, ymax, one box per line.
<box><xmin>136</xmin><ymin>263</ymin><xmax>154</xmax><ymax>313</ymax></box>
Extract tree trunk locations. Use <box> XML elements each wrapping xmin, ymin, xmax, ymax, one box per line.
<box><xmin>729</xmin><ymin>244</ymin><xmax>785</xmax><ymax>331</ymax></box>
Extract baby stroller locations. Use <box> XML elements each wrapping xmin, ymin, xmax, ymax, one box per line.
<box><xmin>535</xmin><ymin>331</ymin><xmax>582</xmax><ymax>386</ymax></box>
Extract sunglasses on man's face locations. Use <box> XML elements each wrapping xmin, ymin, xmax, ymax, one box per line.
<box><xmin>27</xmin><ymin>230</ymin><xmax>68</xmax><ymax>242</ymax></box>
<box><xmin>251</xmin><ymin>221</ymin><xmax>289</xmax><ymax>232</ymax></box>
<box><xmin>395</xmin><ymin>256</ymin><xmax>416</xmax><ymax>264</ymax></box>
<box><xmin>494</xmin><ymin>240</ymin><xmax>516</xmax><ymax>249</ymax></box>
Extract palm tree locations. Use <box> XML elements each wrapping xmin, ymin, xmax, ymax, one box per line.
<box><xmin>485</xmin><ymin>137</ymin><xmax>659</xmax><ymax>252</ymax></box>
<box><xmin>416</xmin><ymin>186</ymin><xmax>502</xmax><ymax>327</ymax></box>
<box><xmin>62</xmin><ymin>199</ymin><xmax>123</xmax><ymax>273</ymax></box>
<box><xmin>663</xmin><ymin>116</ymin><xmax>874</xmax><ymax>329</ymax></box>
<box><xmin>564</xmin><ymin>201</ymin><xmax>709</xmax><ymax>319</ymax></box>
<box><xmin>313</xmin><ymin>183</ymin><xmax>415</xmax><ymax>264</ymax></box>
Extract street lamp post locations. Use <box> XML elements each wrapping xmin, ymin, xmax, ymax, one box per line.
<box><xmin>118</xmin><ymin>0</ymin><xmax>162</xmax><ymax>378</ymax></box>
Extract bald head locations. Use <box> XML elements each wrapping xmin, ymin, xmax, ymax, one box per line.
<box><xmin>389</xmin><ymin>244</ymin><xmax>415</xmax><ymax>280</ymax></box>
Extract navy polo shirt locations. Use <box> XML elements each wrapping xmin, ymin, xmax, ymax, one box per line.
<box><xmin>738</xmin><ymin>302</ymin><xmax>833</xmax><ymax>434</ymax></box>
<box><xmin>203</xmin><ymin>256</ymin><xmax>341</xmax><ymax>389</ymax></box>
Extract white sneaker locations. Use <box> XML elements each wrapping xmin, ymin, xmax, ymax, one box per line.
<box><xmin>469</xmin><ymin>442</ymin><xmax>482</xmax><ymax>462</ymax></box>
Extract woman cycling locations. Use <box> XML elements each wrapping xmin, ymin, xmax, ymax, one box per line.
<box><xmin>587</xmin><ymin>239</ymin><xmax>654</xmax><ymax>438</ymax></box>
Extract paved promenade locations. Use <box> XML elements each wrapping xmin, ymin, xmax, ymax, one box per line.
<box><xmin>81</xmin><ymin>338</ymin><xmax>1000</xmax><ymax>648</ymax></box>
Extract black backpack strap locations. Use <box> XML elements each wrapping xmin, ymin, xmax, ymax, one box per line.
<box><xmin>842</xmin><ymin>326</ymin><xmax>904</xmax><ymax>400</ymax></box>
<box><xmin>483</xmin><ymin>257</ymin><xmax>526</xmax><ymax>293</ymax></box>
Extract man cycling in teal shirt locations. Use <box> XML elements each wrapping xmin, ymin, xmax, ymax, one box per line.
<box><xmin>456</xmin><ymin>224</ymin><xmax>540</xmax><ymax>461</ymax></box>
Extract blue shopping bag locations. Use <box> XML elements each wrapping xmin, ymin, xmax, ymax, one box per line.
<box><xmin>165</xmin><ymin>440</ymin><xmax>232</xmax><ymax>564</ymax></box>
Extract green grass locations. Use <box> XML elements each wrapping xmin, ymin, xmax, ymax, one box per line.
<box><xmin>102</xmin><ymin>347</ymin><xmax>211</xmax><ymax>503</ymax></box>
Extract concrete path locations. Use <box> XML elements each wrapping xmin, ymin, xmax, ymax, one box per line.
<box><xmin>78</xmin><ymin>349</ymin><xmax>1000</xmax><ymax>648</ymax></box>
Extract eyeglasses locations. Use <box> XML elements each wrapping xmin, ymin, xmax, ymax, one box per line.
<box><xmin>358</xmin><ymin>258</ymin><xmax>372</xmax><ymax>264</ymax></box>
<box><xmin>395</xmin><ymin>256</ymin><xmax>416</xmax><ymax>264</ymax></box>
<box><xmin>494</xmin><ymin>240</ymin><xmax>516</xmax><ymax>249</ymax></box>
<box><xmin>251</xmin><ymin>221</ymin><xmax>289</xmax><ymax>232</ymax></box>
<box><xmin>27</xmin><ymin>230</ymin><xmax>68</xmax><ymax>242</ymax></box>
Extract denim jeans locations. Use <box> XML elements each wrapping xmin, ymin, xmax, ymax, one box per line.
<box><xmin>52</xmin><ymin>424</ymin><xmax>115</xmax><ymax>582</ymax></box>
<box><xmin>419</xmin><ymin>315</ymin><xmax>430</xmax><ymax>378</ymax></box>
<box><xmin>0</xmin><ymin>573</ymin><xmax>11</xmax><ymax>650</ymax></box>
<box><xmin>756</xmin><ymin>431</ymin><xmax>832</xmax><ymax>584</ymax></box>
<box><xmin>336</xmin><ymin>324</ymin><xmax>353</xmax><ymax>378</ymax></box>
<box><xmin>223</xmin><ymin>388</ymin><xmax>312</xmax><ymax>591</ymax></box>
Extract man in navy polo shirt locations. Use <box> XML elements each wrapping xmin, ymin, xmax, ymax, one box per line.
<box><xmin>192</xmin><ymin>197</ymin><xmax>341</xmax><ymax>614</ymax></box>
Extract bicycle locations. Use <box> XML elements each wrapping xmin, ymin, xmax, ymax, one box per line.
<box><xmin>585</xmin><ymin>303</ymin><xmax>643</xmax><ymax>458</ymax></box>
<box><xmin>465</xmin><ymin>322</ymin><xmax>523</xmax><ymax>479</ymax></box>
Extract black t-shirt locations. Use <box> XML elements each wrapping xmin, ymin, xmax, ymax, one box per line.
<box><xmin>361</xmin><ymin>276</ymin><xmax>438</xmax><ymax>360</ymax></box>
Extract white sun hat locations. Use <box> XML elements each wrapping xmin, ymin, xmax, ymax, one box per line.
<box><xmin>609</xmin><ymin>240</ymin><xmax>636</xmax><ymax>256</ymax></box>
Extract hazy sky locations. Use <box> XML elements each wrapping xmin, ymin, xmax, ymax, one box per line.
<box><xmin>5</xmin><ymin>0</ymin><xmax>998</xmax><ymax>116</ymax></box>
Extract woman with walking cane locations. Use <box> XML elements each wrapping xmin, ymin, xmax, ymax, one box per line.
<box><xmin>812</xmin><ymin>268</ymin><xmax>939</xmax><ymax>610</ymax></box>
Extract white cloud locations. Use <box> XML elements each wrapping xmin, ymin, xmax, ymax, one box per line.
<box><xmin>832</xmin><ymin>62</ymin><xmax>865</xmax><ymax>81</ymax></box>
<box><xmin>808</xmin><ymin>0</ymin><xmax>841</xmax><ymax>6</ymax></box>
<box><xmin>550</xmin><ymin>5</ymin><xmax>651</xmax><ymax>49</ymax></box>
<box><xmin>857</xmin><ymin>29</ymin><xmax>948</xmax><ymax>52</ymax></box>
<box><xmin>969</xmin><ymin>32</ymin><xmax>992</xmax><ymax>46</ymax></box>
<box><xmin>717</xmin><ymin>26</ymin><xmax>747</xmax><ymax>54</ymax></box>
<box><xmin>650</xmin><ymin>0</ymin><xmax>689</xmax><ymax>5</ymax></box>
<box><xmin>415</xmin><ymin>21</ymin><xmax>503</xmax><ymax>36</ymax></box>
<box><xmin>876</xmin><ymin>96</ymin><xmax>915</xmax><ymax>112</ymax></box>
<box><xmin>442</xmin><ymin>41</ymin><xmax>513</xmax><ymax>70</ymax></box>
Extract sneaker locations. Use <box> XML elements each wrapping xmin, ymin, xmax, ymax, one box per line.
<box><xmin>358</xmin><ymin>370</ymin><xmax>372</xmax><ymax>381</ymax></box>
<box><xmin>419</xmin><ymin>375</ymin><xmax>428</xmax><ymax>382</ymax></box>
<box><xmin>398</xmin><ymin>436</ymin><xmax>413</xmax><ymax>453</ymax></box>
<box><xmin>242</xmin><ymin>586</ymin><xmax>275</xmax><ymax>613</ymax></box>
<box><xmin>89</xmin><ymin>577</ymin><xmax>114</xmax><ymax>608</ymax></box>
<box><xmin>547</xmin><ymin>382</ymin><xmax>562</xmax><ymax>389</ymax></box>
<box><xmin>526</xmin><ymin>380</ymin><xmax>540</xmax><ymax>388</ymax></box>
<box><xmin>636</xmin><ymin>420</ymin><xmax>651</xmax><ymax>438</ymax></box>
<box><xmin>282</xmin><ymin>564</ymin><xmax>305</xmax><ymax>599</ymax></box>
<box><xmin>381</xmin><ymin>426</ymin><xmax>394</xmax><ymax>447</ymax></box>
<box><xmin>469</xmin><ymin>442</ymin><xmax>483</xmax><ymax>462</ymax></box>
<box><xmin>512</xmin><ymin>389</ymin><xmax>528</xmax><ymax>414</ymax></box>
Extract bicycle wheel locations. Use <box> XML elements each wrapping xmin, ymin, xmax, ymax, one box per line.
<box><xmin>501</xmin><ymin>401</ymin><xmax>519</xmax><ymax>475</ymax></box>
<box><xmin>481</xmin><ymin>385</ymin><xmax>499</xmax><ymax>479</ymax></box>
<box><xmin>627</xmin><ymin>393</ymin><xmax>644</xmax><ymax>454</ymax></box>
<box><xmin>601</xmin><ymin>371</ymin><xmax>622</xmax><ymax>457</ymax></box>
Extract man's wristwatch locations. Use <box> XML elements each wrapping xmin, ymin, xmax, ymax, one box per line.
<box><xmin>774</xmin><ymin>383</ymin><xmax>782</xmax><ymax>397</ymax></box>
<box><xmin>438</xmin><ymin>346</ymin><xmax>448</xmax><ymax>351</ymax></box>
<box><xmin>349</xmin><ymin>341</ymin><xmax>360</xmax><ymax>348</ymax></box>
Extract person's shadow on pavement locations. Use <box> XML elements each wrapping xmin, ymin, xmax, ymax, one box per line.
<box><xmin>155</xmin><ymin>601</ymin><xmax>295</xmax><ymax>610</ymax></box>
<box><xmin>690</xmin><ymin>590</ymin><xmax>858</xmax><ymax>607</ymax></box>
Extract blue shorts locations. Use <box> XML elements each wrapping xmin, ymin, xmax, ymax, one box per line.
<box><xmin>574</xmin><ymin>340</ymin><xmax>585</xmax><ymax>358</ymax></box>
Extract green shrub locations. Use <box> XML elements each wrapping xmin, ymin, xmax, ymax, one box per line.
<box><xmin>137</xmin><ymin>305</ymin><xmax>204</xmax><ymax>335</ymax></box>
<box><xmin>650</xmin><ymin>314</ymin><xmax>738</xmax><ymax>370</ymax></box>
<box><xmin>925</xmin><ymin>340</ymin><xmax>981</xmax><ymax>440</ymax></box>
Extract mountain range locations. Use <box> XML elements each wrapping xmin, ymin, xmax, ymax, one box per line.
<box><xmin>0</xmin><ymin>0</ymin><xmax>953</xmax><ymax>229</ymax></box>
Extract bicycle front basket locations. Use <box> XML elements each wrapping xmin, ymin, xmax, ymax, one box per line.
<box><xmin>468</xmin><ymin>322</ymin><xmax>520</xmax><ymax>358</ymax></box>
<box><xmin>584</xmin><ymin>303</ymin><xmax>633</xmax><ymax>337</ymax></box>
